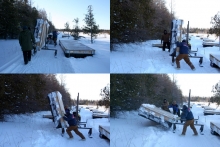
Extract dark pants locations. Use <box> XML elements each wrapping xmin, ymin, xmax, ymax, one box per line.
<box><xmin>66</xmin><ymin>126</ymin><xmax>85</xmax><ymax>139</ymax></box>
<box><xmin>182</xmin><ymin>119</ymin><xmax>198</xmax><ymax>135</ymax></box>
<box><xmin>53</xmin><ymin>38</ymin><xmax>57</xmax><ymax>46</ymax></box>
<box><xmin>176</xmin><ymin>54</ymin><xmax>195</xmax><ymax>69</ymax></box>
<box><xmin>163</xmin><ymin>42</ymin><xmax>170</xmax><ymax>51</ymax></box>
<box><xmin>23</xmin><ymin>50</ymin><xmax>31</xmax><ymax>64</ymax></box>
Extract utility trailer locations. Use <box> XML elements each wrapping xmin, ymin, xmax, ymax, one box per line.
<box><xmin>210</xmin><ymin>54</ymin><xmax>220</xmax><ymax>68</ymax></box>
<box><xmin>59</xmin><ymin>40</ymin><xmax>95</xmax><ymax>58</ymax></box>
<box><xmin>210</xmin><ymin>122</ymin><xmax>220</xmax><ymax>135</ymax></box>
<box><xmin>138</xmin><ymin>104</ymin><xmax>204</xmax><ymax>134</ymax></box>
<box><xmin>99</xmin><ymin>125</ymin><xmax>110</xmax><ymax>140</ymax></box>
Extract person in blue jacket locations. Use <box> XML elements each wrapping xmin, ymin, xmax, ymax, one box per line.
<box><xmin>180</xmin><ymin>105</ymin><xmax>198</xmax><ymax>135</ymax></box>
<box><xmin>169</xmin><ymin>101</ymin><xmax>180</xmax><ymax>117</ymax></box>
<box><xmin>176</xmin><ymin>40</ymin><xmax>195</xmax><ymax>70</ymax></box>
<box><xmin>63</xmin><ymin>108</ymin><xmax>86</xmax><ymax>140</ymax></box>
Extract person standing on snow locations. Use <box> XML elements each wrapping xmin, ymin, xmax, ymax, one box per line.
<box><xmin>19</xmin><ymin>26</ymin><xmax>36</xmax><ymax>65</ymax></box>
<box><xmin>53</xmin><ymin>30</ymin><xmax>57</xmax><ymax>46</ymax></box>
<box><xmin>169</xmin><ymin>101</ymin><xmax>180</xmax><ymax>117</ymax></box>
<box><xmin>180</xmin><ymin>105</ymin><xmax>198</xmax><ymax>136</ymax></box>
<box><xmin>63</xmin><ymin>108</ymin><xmax>86</xmax><ymax>140</ymax></box>
<box><xmin>161</xmin><ymin>30</ymin><xmax>170</xmax><ymax>51</ymax></box>
<box><xmin>175</xmin><ymin>40</ymin><xmax>195</xmax><ymax>70</ymax></box>
<box><xmin>162</xmin><ymin>101</ymin><xmax>171</xmax><ymax>112</ymax></box>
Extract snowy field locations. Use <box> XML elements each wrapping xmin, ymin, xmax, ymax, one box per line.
<box><xmin>111</xmin><ymin>103</ymin><xmax>220</xmax><ymax>147</ymax></box>
<box><xmin>0</xmin><ymin>107</ymin><xmax>110</xmax><ymax>147</ymax></box>
<box><xmin>0</xmin><ymin>33</ymin><xmax>110</xmax><ymax>73</ymax></box>
<box><xmin>111</xmin><ymin>34</ymin><xmax>220</xmax><ymax>73</ymax></box>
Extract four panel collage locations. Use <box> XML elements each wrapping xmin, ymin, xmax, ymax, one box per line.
<box><xmin>0</xmin><ymin>0</ymin><xmax>220</xmax><ymax>147</ymax></box>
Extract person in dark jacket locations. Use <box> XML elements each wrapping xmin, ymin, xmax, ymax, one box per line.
<box><xmin>161</xmin><ymin>30</ymin><xmax>170</xmax><ymax>51</ymax></box>
<box><xmin>63</xmin><ymin>109</ymin><xmax>85</xmax><ymax>140</ymax></box>
<box><xmin>180</xmin><ymin>105</ymin><xmax>198</xmax><ymax>135</ymax></box>
<box><xmin>169</xmin><ymin>101</ymin><xmax>180</xmax><ymax>117</ymax></box>
<box><xmin>53</xmin><ymin>30</ymin><xmax>57</xmax><ymax>46</ymax></box>
<box><xmin>19</xmin><ymin>26</ymin><xmax>36</xmax><ymax>64</ymax></box>
<box><xmin>176</xmin><ymin>40</ymin><xmax>195</xmax><ymax>70</ymax></box>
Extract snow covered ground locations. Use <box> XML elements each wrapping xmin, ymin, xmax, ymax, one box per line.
<box><xmin>111</xmin><ymin>34</ymin><xmax>220</xmax><ymax>73</ymax></box>
<box><xmin>111</xmin><ymin>103</ymin><xmax>220</xmax><ymax>147</ymax></box>
<box><xmin>0</xmin><ymin>33</ymin><xmax>110</xmax><ymax>73</ymax></box>
<box><xmin>0</xmin><ymin>107</ymin><xmax>110</xmax><ymax>147</ymax></box>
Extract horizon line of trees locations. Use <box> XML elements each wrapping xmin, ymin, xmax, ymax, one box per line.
<box><xmin>0</xmin><ymin>0</ymin><xmax>56</xmax><ymax>39</ymax></box>
<box><xmin>0</xmin><ymin>74</ymin><xmax>72</xmax><ymax>121</ymax></box>
<box><xmin>110</xmin><ymin>74</ymin><xmax>183</xmax><ymax>117</ymax></box>
<box><xmin>111</xmin><ymin>0</ymin><xmax>174</xmax><ymax>50</ymax></box>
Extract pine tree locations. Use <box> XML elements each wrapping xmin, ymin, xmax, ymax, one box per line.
<box><xmin>83</xmin><ymin>5</ymin><xmax>99</xmax><ymax>44</ymax></box>
<box><xmin>72</xmin><ymin>18</ymin><xmax>80</xmax><ymax>40</ymax></box>
<box><xmin>64</xmin><ymin>22</ymin><xmax>70</xmax><ymax>38</ymax></box>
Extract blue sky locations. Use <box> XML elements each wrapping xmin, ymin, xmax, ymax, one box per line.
<box><xmin>33</xmin><ymin>0</ymin><xmax>110</xmax><ymax>29</ymax></box>
<box><xmin>165</xmin><ymin>0</ymin><xmax>220</xmax><ymax>28</ymax></box>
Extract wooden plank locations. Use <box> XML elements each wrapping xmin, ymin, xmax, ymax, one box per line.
<box><xmin>43</xmin><ymin>115</ymin><xmax>53</xmax><ymax>119</ymax></box>
<box><xmin>141</xmin><ymin>104</ymin><xmax>177</xmax><ymax>122</ymax></box>
<box><xmin>55</xmin><ymin>91</ymin><xmax>67</xmax><ymax>128</ymax></box>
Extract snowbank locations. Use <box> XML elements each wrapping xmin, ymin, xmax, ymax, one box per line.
<box><xmin>111</xmin><ymin>104</ymin><xmax>220</xmax><ymax>147</ymax></box>
<box><xmin>0</xmin><ymin>108</ymin><xmax>110</xmax><ymax>147</ymax></box>
<box><xmin>111</xmin><ymin>35</ymin><xmax>220</xmax><ymax>73</ymax></box>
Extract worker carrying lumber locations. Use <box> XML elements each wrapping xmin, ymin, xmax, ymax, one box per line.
<box><xmin>63</xmin><ymin>108</ymin><xmax>86</xmax><ymax>140</ymax></box>
<box><xmin>180</xmin><ymin>105</ymin><xmax>198</xmax><ymax>136</ymax></box>
<box><xmin>161</xmin><ymin>30</ymin><xmax>170</xmax><ymax>51</ymax></box>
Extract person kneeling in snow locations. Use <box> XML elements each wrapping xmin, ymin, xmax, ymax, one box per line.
<box><xmin>175</xmin><ymin>40</ymin><xmax>195</xmax><ymax>70</ymax></box>
<box><xmin>63</xmin><ymin>109</ymin><xmax>86</xmax><ymax>140</ymax></box>
<box><xmin>180</xmin><ymin>105</ymin><xmax>198</xmax><ymax>136</ymax></box>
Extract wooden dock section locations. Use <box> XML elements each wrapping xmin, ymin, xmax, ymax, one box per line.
<box><xmin>59</xmin><ymin>40</ymin><xmax>95</xmax><ymax>58</ymax></box>
<box><xmin>204</xmin><ymin>109</ymin><xmax>220</xmax><ymax>115</ymax></box>
<box><xmin>203</xmin><ymin>42</ymin><xmax>219</xmax><ymax>47</ymax></box>
<box><xmin>99</xmin><ymin>125</ymin><xmax>110</xmax><ymax>140</ymax></box>
<box><xmin>210</xmin><ymin>122</ymin><xmax>220</xmax><ymax>135</ymax></box>
<box><xmin>210</xmin><ymin>54</ymin><xmax>220</xmax><ymax>68</ymax></box>
<box><xmin>138</xmin><ymin>104</ymin><xmax>178</xmax><ymax>123</ymax></box>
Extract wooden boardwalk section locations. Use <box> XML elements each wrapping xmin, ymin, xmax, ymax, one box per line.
<box><xmin>210</xmin><ymin>122</ymin><xmax>220</xmax><ymax>135</ymax></box>
<box><xmin>59</xmin><ymin>40</ymin><xmax>95</xmax><ymax>57</ymax></box>
<box><xmin>99</xmin><ymin>125</ymin><xmax>110</xmax><ymax>140</ymax></box>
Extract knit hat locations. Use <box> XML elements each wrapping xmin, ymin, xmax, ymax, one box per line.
<box><xmin>65</xmin><ymin>109</ymin><xmax>70</xmax><ymax>114</ymax></box>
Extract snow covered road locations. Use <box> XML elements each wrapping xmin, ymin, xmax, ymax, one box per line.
<box><xmin>0</xmin><ymin>33</ymin><xmax>110</xmax><ymax>73</ymax></box>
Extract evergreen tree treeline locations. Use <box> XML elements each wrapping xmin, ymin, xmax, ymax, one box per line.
<box><xmin>0</xmin><ymin>0</ymin><xmax>56</xmax><ymax>39</ymax></box>
<box><xmin>111</xmin><ymin>0</ymin><xmax>173</xmax><ymax>50</ymax></box>
<box><xmin>110</xmin><ymin>74</ymin><xmax>183</xmax><ymax>117</ymax></box>
<box><xmin>0</xmin><ymin>74</ymin><xmax>72</xmax><ymax>120</ymax></box>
